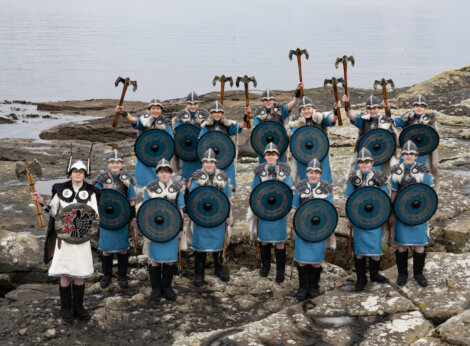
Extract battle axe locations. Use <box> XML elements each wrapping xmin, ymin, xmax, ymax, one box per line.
<box><xmin>289</xmin><ymin>48</ymin><xmax>309</xmax><ymax>98</ymax></box>
<box><xmin>212</xmin><ymin>75</ymin><xmax>233</xmax><ymax>105</ymax></box>
<box><xmin>335</xmin><ymin>55</ymin><xmax>355</xmax><ymax>111</ymax></box>
<box><xmin>235</xmin><ymin>75</ymin><xmax>257</xmax><ymax>129</ymax></box>
<box><xmin>113</xmin><ymin>76</ymin><xmax>137</xmax><ymax>128</ymax></box>
<box><xmin>374</xmin><ymin>78</ymin><xmax>395</xmax><ymax>117</ymax></box>
<box><xmin>324</xmin><ymin>77</ymin><xmax>343</xmax><ymax>126</ymax></box>
<box><xmin>15</xmin><ymin>159</ymin><xmax>45</xmax><ymax>227</ymax></box>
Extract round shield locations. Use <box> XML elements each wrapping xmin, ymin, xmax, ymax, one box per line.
<box><xmin>358</xmin><ymin>129</ymin><xmax>396</xmax><ymax>165</ymax></box>
<box><xmin>394</xmin><ymin>183</ymin><xmax>438</xmax><ymax>226</ymax></box>
<box><xmin>174</xmin><ymin>124</ymin><xmax>200</xmax><ymax>161</ymax></box>
<box><xmin>250</xmin><ymin>180</ymin><xmax>293</xmax><ymax>221</ymax></box>
<box><xmin>98</xmin><ymin>189</ymin><xmax>130</xmax><ymax>230</ymax></box>
<box><xmin>197</xmin><ymin>131</ymin><xmax>235</xmax><ymax>169</ymax></box>
<box><xmin>55</xmin><ymin>203</ymin><xmax>99</xmax><ymax>244</ymax></box>
<box><xmin>346</xmin><ymin>187</ymin><xmax>391</xmax><ymax>230</ymax></box>
<box><xmin>290</xmin><ymin>126</ymin><xmax>329</xmax><ymax>164</ymax></box>
<box><xmin>294</xmin><ymin>199</ymin><xmax>338</xmax><ymax>243</ymax></box>
<box><xmin>187</xmin><ymin>186</ymin><xmax>230</xmax><ymax>227</ymax></box>
<box><xmin>137</xmin><ymin>198</ymin><xmax>182</xmax><ymax>243</ymax></box>
<box><xmin>134</xmin><ymin>129</ymin><xmax>174</xmax><ymax>167</ymax></box>
<box><xmin>399</xmin><ymin>124</ymin><xmax>439</xmax><ymax>155</ymax></box>
<box><xmin>250</xmin><ymin>121</ymin><xmax>289</xmax><ymax>157</ymax></box>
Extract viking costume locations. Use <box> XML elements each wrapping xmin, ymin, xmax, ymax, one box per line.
<box><xmin>143</xmin><ymin>159</ymin><xmax>185</xmax><ymax>301</ymax></box>
<box><xmin>292</xmin><ymin>159</ymin><xmax>333</xmax><ymax>300</ymax></box>
<box><xmin>344</xmin><ymin>148</ymin><xmax>389</xmax><ymax>291</ymax></box>
<box><xmin>288</xmin><ymin>97</ymin><xmax>336</xmax><ymax>183</ymax></box>
<box><xmin>93</xmin><ymin>150</ymin><xmax>136</xmax><ymax>289</ymax></box>
<box><xmin>199</xmin><ymin>101</ymin><xmax>242</xmax><ymax>190</ymax></box>
<box><xmin>393</xmin><ymin>94</ymin><xmax>439</xmax><ymax>191</ymax></box>
<box><xmin>173</xmin><ymin>92</ymin><xmax>210</xmax><ymax>180</ymax></box>
<box><xmin>189</xmin><ymin>149</ymin><xmax>232</xmax><ymax>286</ymax></box>
<box><xmin>350</xmin><ymin>95</ymin><xmax>398</xmax><ymax>173</ymax></box>
<box><xmin>391</xmin><ymin>141</ymin><xmax>434</xmax><ymax>287</ymax></box>
<box><xmin>252</xmin><ymin>89</ymin><xmax>293</xmax><ymax>163</ymax></box>
<box><xmin>130</xmin><ymin>98</ymin><xmax>174</xmax><ymax>187</ymax></box>
<box><xmin>250</xmin><ymin>143</ymin><xmax>293</xmax><ymax>283</ymax></box>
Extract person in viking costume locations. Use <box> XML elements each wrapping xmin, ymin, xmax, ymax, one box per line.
<box><xmin>252</xmin><ymin>82</ymin><xmax>303</xmax><ymax>163</ymax></box>
<box><xmin>93</xmin><ymin>150</ymin><xmax>136</xmax><ymax>289</ymax></box>
<box><xmin>250</xmin><ymin>143</ymin><xmax>293</xmax><ymax>283</ymax></box>
<box><xmin>116</xmin><ymin>98</ymin><xmax>173</xmax><ymax>187</ymax></box>
<box><xmin>390</xmin><ymin>141</ymin><xmax>435</xmax><ymax>287</ymax></box>
<box><xmin>31</xmin><ymin>153</ymin><xmax>100</xmax><ymax>324</ymax></box>
<box><xmin>392</xmin><ymin>94</ymin><xmax>439</xmax><ymax>191</ymax></box>
<box><xmin>198</xmin><ymin>101</ymin><xmax>248</xmax><ymax>191</ymax></box>
<box><xmin>344</xmin><ymin>148</ymin><xmax>389</xmax><ymax>292</ymax></box>
<box><xmin>173</xmin><ymin>92</ymin><xmax>210</xmax><ymax>185</ymax></box>
<box><xmin>189</xmin><ymin>149</ymin><xmax>232</xmax><ymax>287</ymax></box>
<box><xmin>292</xmin><ymin>159</ymin><xmax>333</xmax><ymax>300</ymax></box>
<box><xmin>143</xmin><ymin>159</ymin><xmax>185</xmax><ymax>301</ymax></box>
<box><xmin>343</xmin><ymin>94</ymin><xmax>398</xmax><ymax>174</ymax></box>
<box><xmin>287</xmin><ymin>96</ymin><xmax>337</xmax><ymax>183</ymax></box>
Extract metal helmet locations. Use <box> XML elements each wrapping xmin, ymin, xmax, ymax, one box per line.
<box><xmin>210</xmin><ymin>101</ymin><xmax>225</xmax><ymax>113</ymax></box>
<box><xmin>401</xmin><ymin>140</ymin><xmax>419</xmax><ymax>155</ymax></box>
<box><xmin>306</xmin><ymin>158</ymin><xmax>322</xmax><ymax>172</ymax></box>
<box><xmin>66</xmin><ymin>143</ymin><xmax>93</xmax><ymax>177</ymax></box>
<box><xmin>412</xmin><ymin>94</ymin><xmax>428</xmax><ymax>107</ymax></box>
<box><xmin>365</xmin><ymin>95</ymin><xmax>381</xmax><ymax>109</ymax></box>
<box><xmin>106</xmin><ymin>149</ymin><xmax>123</xmax><ymax>162</ymax></box>
<box><xmin>148</xmin><ymin>98</ymin><xmax>163</xmax><ymax>109</ymax></box>
<box><xmin>261</xmin><ymin>89</ymin><xmax>276</xmax><ymax>100</ymax></box>
<box><xmin>263</xmin><ymin>142</ymin><xmax>280</xmax><ymax>155</ymax></box>
<box><xmin>155</xmin><ymin>158</ymin><xmax>173</xmax><ymax>173</ymax></box>
<box><xmin>299</xmin><ymin>97</ymin><xmax>315</xmax><ymax>109</ymax></box>
<box><xmin>186</xmin><ymin>91</ymin><xmax>200</xmax><ymax>104</ymax></box>
<box><xmin>68</xmin><ymin>160</ymin><xmax>88</xmax><ymax>175</ymax></box>
<box><xmin>357</xmin><ymin>147</ymin><xmax>373</xmax><ymax>162</ymax></box>
<box><xmin>202</xmin><ymin>148</ymin><xmax>217</xmax><ymax>162</ymax></box>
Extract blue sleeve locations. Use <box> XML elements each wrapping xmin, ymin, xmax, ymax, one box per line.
<box><xmin>292</xmin><ymin>191</ymin><xmax>300</xmax><ymax>209</ymax></box>
<box><xmin>176</xmin><ymin>192</ymin><xmax>185</xmax><ymax>209</ymax></box>
<box><xmin>223</xmin><ymin>183</ymin><xmax>232</xmax><ymax>198</ymax></box>
<box><xmin>189</xmin><ymin>181</ymin><xmax>199</xmax><ymax>192</ymax></box>
<box><xmin>423</xmin><ymin>173</ymin><xmax>434</xmax><ymax>187</ymax></box>
<box><xmin>251</xmin><ymin>175</ymin><xmax>260</xmax><ymax>189</ymax></box>
<box><xmin>326</xmin><ymin>194</ymin><xmax>334</xmax><ymax>204</ymax></box>
<box><xmin>394</xmin><ymin>117</ymin><xmax>407</xmax><ymax>128</ymax></box>
<box><xmin>344</xmin><ymin>182</ymin><xmax>354</xmax><ymax>197</ymax></box>
<box><xmin>291</xmin><ymin>127</ymin><xmax>297</xmax><ymax>135</ymax></box>
<box><xmin>143</xmin><ymin>190</ymin><xmax>150</xmax><ymax>202</ymax></box>
<box><xmin>284</xmin><ymin>176</ymin><xmax>293</xmax><ymax>188</ymax></box>
<box><xmin>94</xmin><ymin>182</ymin><xmax>103</xmax><ymax>190</ymax></box>
<box><xmin>174</xmin><ymin>120</ymin><xmax>182</xmax><ymax>130</ymax></box>
<box><xmin>390</xmin><ymin>178</ymin><xmax>399</xmax><ymax>192</ymax></box>
<box><xmin>380</xmin><ymin>184</ymin><xmax>389</xmax><ymax>195</ymax></box>
<box><xmin>166</xmin><ymin>125</ymin><xmax>174</xmax><ymax>138</ymax></box>
<box><xmin>350</xmin><ymin>114</ymin><xmax>361</xmax><ymax>129</ymax></box>
<box><xmin>132</xmin><ymin>117</ymin><xmax>145</xmax><ymax>131</ymax></box>
<box><xmin>282</xmin><ymin>104</ymin><xmax>291</xmax><ymax>121</ymax></box>
<box><xmin>253</xmin><ymin>116</ymin><xmax>260</xmax><ymax>128</ymax></box>
<box><xmin>198</xmin><ymin>127</ymin><xmax>207</xmax><ymax>138</ymax></box>
<box><xmin>323</xmin><ymin>113</ymin><xmax>336</xmax><ymax>127</ymax></box>
<box><xmin>228</xmin><ymin>123</ymin><xmax>241</xmax><ymax>135</ymax></box>
<box><xmin>127</xmin><ymin>183</ymin><xmax>136</xmax><ymax>200</ymax></box>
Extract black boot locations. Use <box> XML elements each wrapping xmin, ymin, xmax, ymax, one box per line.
<box><xmin>259</xmin><ymin>244</ymin><xmax>271</xmax><ymax>277</ymax></box>
<box><xmin>275</xmin><ymin>248</ymin><xmax>286</xmax><ymax>284</ymax></box>
<box><xmin>395</xmin><ymin>250</ymin><xmax>409</xmax><ymax>286</ymax></box>
<box><xmin>149</xmin><ymin>265</ymin><xmax>162</xmax><ymax>301</ymax></box>
<box><xmin>59</xmin><ymin>284</ymin><xmax>73</xmax><ymax>324</ymax></box>
<box><xmin>413</xmin><ymin>251</ymin><xmax>428</xmax><ymax>287</ymax></box>
<box><xmin>117</xmin><ymin>253</ymin><xmax>129</xmax><ymax>288</ymax></box>
<box><xmin>308</xmin><ymin>266</ymin><xmax>323</xmax><ymax>299</ymax></box>
<box><xmin>213</xmin><ymin>252</ymin><xmax>230</xmax><ymax>282</ymax></box>
<box><xmin>354</xmin><ymin>257</ymin><xmax>368</xmax><ymax>292</ymax></box>
<box><xmin>369</xmin><ymin>258</ymin><xmax>389</xmax><ymax>284</ymax></box>
<box><xmin>193</xmin><ymin>252</ymin><xmax>207</xmax><ymax>287</ymax></box>
<box><xmin>162</xmin><ymin>264</ymin><xmax>177</xmax><ymax>301</ymax></box>
<box><xmin>294</xmin><ymin>266</ymin><xmax>309</xmax><ymax>301</ymax></box>
<box><xmin>100</xmin><ymin>254</ymin><xmax>113</xmax><ymax>289</ymax></box>
<box><xmin>72</xmin><ymin>284</ymin><xmax>91</xmax><ymax>321</ymax></box>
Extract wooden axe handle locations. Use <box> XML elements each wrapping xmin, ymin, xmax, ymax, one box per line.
<box><xmin>382</xmin><ymin>85</ymin><xmax>391</xmax><ymax>117</ymax></box>
<box><xmin>221</xmin><ymin>223</ymin><xmax>228</xmax><ymax>266</ymax></box>
<box><xmin>296</xmin><ymin>55</ymin><xmax>304</xmax><ymax>98</ymax></box>
<box><xmin>244</xmin><ymin>84</ymin><xmax>251</xmax><ymax>129</ymax></box>
<box><xmin>342</xmin><ymin>64</ymin><xmax>350</xmax><ymax>111</ymax></box>
<box><xmin>332</xmin><ymin>83</ymin><xmax>343</xmax><ymax>126</ymax></box>
<box><xmin>112</xmin><ymin>83</ymin><xmax>129</xmax><ymax>128</ymax></box>
<box><xmin>178</xmin><ymin>237</ymin><xmax>182</xmax><ymax>273</ymax></box>
<box><xmin>347</xmin><ymin>225</ymin><xmax>353</xmax><ymax>256</ymax></box>
<box><xmin>220</xmin><ymin>83</ymin><xmax>225</xmax><ymax>105</ymax></box>
<box><xmin>27</xmin><ymin>173</ymin><xmax>45</xmax><ymax>227</ymax></box>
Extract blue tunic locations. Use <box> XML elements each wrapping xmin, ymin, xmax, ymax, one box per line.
<box><xmin>95</xmin><ymin>176</ymin><xmax>137</xmax><ymax>253</ymax></box>
<box><xmin>190</xmin><ymin>177</ymin><xmax>232</xmax><ymax>252</ymax></box>
<box><xmin>132</xmin><ymin>118</ymin><xmax>174</xmax><ymax>187</ymax></box>
<box><xmin>199</xmin><ymin>122</ymin><xmax>242</xmax><ymax>189</ymax></box>
<box><xmin>345</xmin><ymin>176</ymin><xmax>389</xmax><ymax>256</ymax></box>
<box><xmin>291</xmin><ymin>113</ymin><xmax>336</xmax><ymax>183</ymax></box>
<box><xmin>253</xmin><ymin>104</ymin><xmax>291</xmax><ymax>164</ymax></box>
<box><xmin>391</xmin><ymin>165</ymin><xmax>434</xmax><ymax>246</ymax></box>
<box><xmin>251</xmin><ymin>172</ymin><xmax>293</xmax><ymax>243</ymax></box>
<box><xmin>143</xmin><ymin>188</ymin><xmax>185</xmax><ymax>263</ymax></box>
<box><xmin>292</xmin><ymin>186</ymin><xmax>333</xmax><ymax>264</ymax></box>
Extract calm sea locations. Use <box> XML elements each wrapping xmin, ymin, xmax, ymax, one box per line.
<box><xmin>1</xmin><ymin>0</ymin><xmax>468</xmax><ymax>102</ymax></box>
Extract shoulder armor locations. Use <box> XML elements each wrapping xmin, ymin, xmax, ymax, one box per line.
<box><xmin>360</xmin><ymin>110</ymin><xmax>369</xmax><ymax>117</ymax></box>
<box><xmin>273</xmin><ymin>103</ymin><xmax>284</xmax><ymax>111</ymax></box>
<box><xmin>295</xmin><ymin>179</ymin><xmax>309</xmax><ymax>192</ymax></box>
<box><xmin>318</xmin><ymin>180</ymin><xmax>333</xmax><ymax>195</ymax></box>
<box><xmin>215</xmin><ymin>169</ymin><xmax>229</xmax><ymax>182</ymax></box>
<box><xmin>191</xmin><ymin>169</ymin><xmax>206</xmax><ymax>181</ymax></box>
<box><xmin>255</xmin><ymin>106</ymin><xmax>265</xmax><ymax>116</ymax></box>
<box><xmin>161</xmin><ymin>115</ymin><xmax>172</xmax><ymax>126</ymax></box>
<box><xmin>220</xmin><ymin>118</ymin><xmax>237</xmax><ymax>127</ymax></box>
<box><xmin>121</xmin><ymin>170</ymin><xmax>137</xmax><ymax>186</ymax></box>
<box><xmin>413</xmin><ymin>163</ymin><xmax>429</xmax><ymax>173</ymax></box>
<box><xmin>143</xmin><ymin>113</ymin><xmax>151</xmax><ymax>118</ymax></box>
<box><xmin>254</xmin><ymin>163</ymin><xmax>267</xmax><ymax>176</ymax></box>
<box><xmin>176</xmin><ymin>109</ymin><xmax>189</xmax><ymax>120</ymax></box>
<box><xmin>391</xmin><ymin>164</ymin><xmax>403</xmax><ymax>175</ymax></box>
<box><xmin>380</xmin><ymin>115</ymin><xmax>393</xmax><ymax>124</ymax></box>
<box><xmin>422</xmin><ymin>113</ymin><xmax>436</xmax><ymax>123</ymax></box>
<box><xmin>278</xmin><ymin>162</ymin><xmax>291</xmax><ymax>175</ymax></box>
<box><xmin>94</xmin><ymin>171</ymin><xmax>109</xmax><ymax>185</ymax></box>
<box><xmin>51</xmin><ymin>181</ymin><xmax>69</xmax><ymax>198</ymax></box>
<box><xmin>348</xmin><ymin>172</ymin><xmax>361</xmax><ymax>185</ymax></box>
<box><xmin>198</xmin><ymin>108</ymin><xmax>210</xmax><ymax>119</ymax></box>
<box><xmin>145</xmin><ymin>180</ymin><xmax>160</xmax><ymax>193</ymax></box>
<box><xmin>169</xmin><ymin>179</ymin><xmax>183</xmax><ymax>192</ymax></box>
<box><xmin>372</xmin><ymin>169</ymin><xmax>388</xmax><ymax>186</ymax></box>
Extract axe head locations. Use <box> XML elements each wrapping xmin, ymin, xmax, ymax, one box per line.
<box><xmin>15</xmin><ymin>159</ymin><xmax>42</xmax><ymax>181</ymax></box>
<box><xmin>289</xmin><ymin>48</ymin><xmax>309</xmax><ymax>60</ymax></box>
<box><xmin>115</xmin><ymin>76</ymin><xmax>137</xmax><ymax>91</ymax></box>
<box><xmin>213</xmin><ymin>75</ymin><xmax>233</xmax><ymax>87</ymax></box>
<box><xmin>323</xmin><ymin>78</ymin><xmax>335</xmax><ymax>88</ymax></box>
<box><xmin>235</xmin><ymin>75</ymin><xmax>257</xmax><ymax>88</ymax></box>
<box><xmin>336</xmin><ymin>77</ymin><xmax>345</xmax><ymax>87</ymax></box>
<box><xmin>335</xmin><ymin>55</ymin><xmax>355</xmax><ymax>68</ymax></box>
<box><xmin>374</xmin><ymin>78</ymin><xmax>395</xmax><ymax>90</ymax></box>
<box><xmin>128</xmin><ymin>80</ymin><xmax>138</xmax><ymax>91</ymax></box>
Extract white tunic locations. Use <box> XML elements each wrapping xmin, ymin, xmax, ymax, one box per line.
<box><xmin>48</xmin><ymin>186</ymin><xmax>98</xmax><ymax>278</ymax></box>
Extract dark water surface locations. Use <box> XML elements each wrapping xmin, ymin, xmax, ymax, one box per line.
<box><xmin>1</xmin><ymin>0</ymin><xmax>468</xmax><ymax>102</ymax></box>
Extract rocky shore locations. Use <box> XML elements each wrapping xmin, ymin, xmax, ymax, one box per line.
<box><xmin>0</xmin><ymin>66</ymin><xmax>469</xmax><ymax>345</ymax></box>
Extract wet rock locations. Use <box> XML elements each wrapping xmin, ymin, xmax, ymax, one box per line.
<box><xmin>5</xmin><ymin>283</ymin><xmax>57</xmax><ymax>302</ymax></box>
<box><xmin>436</xmin><ymin>309</ymin><xmax>470</xmax><ymax>345</ymax></box>
<box><xmin>45</xmin><ymin>328</ymin><xmax>56</xmax><ymax>338</ymax></box>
